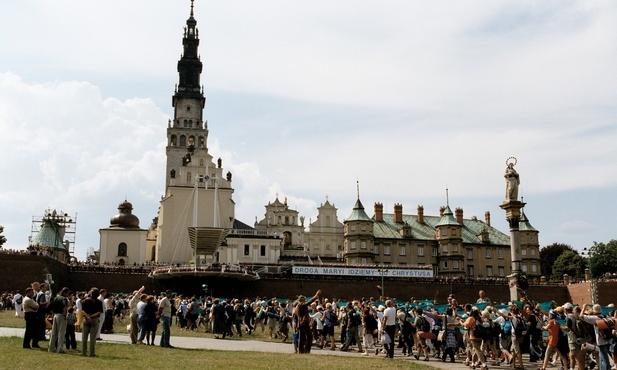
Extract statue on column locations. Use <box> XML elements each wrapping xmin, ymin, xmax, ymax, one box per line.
<box><xmin>504</xmin><ymin>157</ymin><xmax>520</xmax><ymax>202</ymax></box>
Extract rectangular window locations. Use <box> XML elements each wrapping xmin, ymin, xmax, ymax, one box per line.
<box><xmin>244</xmin><ymin>245</ymin><xmax>250</xmax><ymax>256</ymax></box>
<box><xmin>452</xmin><ymin>244</ymin><xmax>458</xmax><ymax>252</ymax></box>
<box><xmin>373</xmin><ymin>245</ymin><xmax>378</xmax><ymax>254</ymax></box>
<box><xmin>442</xmin><ymin>260</ymin><xmax>448</xmax><ymax>269</ymax></box>
<box><xmin>418</xmin><ymin>246</ymin><xmax>425</xmax><ymax>257</ymax></box>
<box><xmin>487</xmin><ymin>266</ymin><xmax>493</xmax><ymax>277</ymax></box>
<box><xmin>442</xmin><ymin>244</ymin><xmax>448</xmax><ymax>253</ymax></box>
<box><xmin>399</xmin><ymin>246</ymin><xmax>406</xmax><ymax>256</ymax></box>
<box><xmin>431</xmin><ymin>247</ymin><xmax>437</xmax><ymax>257</ymax></box>
<box><xmin>350</xmin><ymin>241</ymin><xmax>356</xmax><ymax>250</ymax></box>
<box><xmin>441</xmin><ymin>229</ymin><xmax>447</xmax><ymax>236</ymax></box>
<box><xmin>531</xmin><ymin>263</ymin><xmax>537</xmax><ymax>273</ymax></box>
<box><xmin>360</xmin><ymin>241</ymin><xmax>366</xmax><ymax>249</ymax></box>
<box><xmin>522</xmin><ymin>264</ymin><xmax>528</xmax><ymax>272</ymax></box>
<box><xmin>361</xmin><ymin>225</ymin><xmax>366</xmax><ymax>231</ymax></box>
<box><xmin>361</xmin><ymin>258</ymin><xmax>367</xmax><ymax>265</ymax></box>
<box><xmin>453</xmin><ymin>260</ymin><xmax>459</xmax><ymax>269</ymax></box>
<box><xmin>485</xmin><ymin>248</ymin><xmax>491</xmax><ymax>258</ymax></box>
<box><xmin>522</xmin><ymin>248</ymin><xmax>527</xmax><ymax>256</ymax></box>
<box><xmin>531</xmin><ymin>248</ymin><xmax>536</xmax><ymax>256</ymax></box>
<box><xmin>260</xmin><ymin>245</ymin><xmax>266</xmax><ymax>257</ymax></box>
<box><xmin>384</xmin><ymin>245</ymin><xmax>390</xmax><ymax>255</ymax></box>
<box><xmin>498</xmin><ymin>249</ymin><xmax>504</xmax><ymax>259</ymax></box>
<box><xmin>467</xmin><ymin>249</ymin><xmax>473</xmax><ymax>260</ymax></box>
<box><xmin>498</xmin><ymin>267</ymin><xmax>505</xmax><ymax>277</ymax></box>
<box><xmin>351</xmin><ymin>225</ymin><xmax>356</xmax><ymax>231</ymax></box>
<box><xmin>467</xmin><ymin>265</ymin><xmax>474</xmax><ymax>276</ymax></box>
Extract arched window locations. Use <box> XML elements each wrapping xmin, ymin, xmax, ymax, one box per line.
<box><xmin>170</xmin><ymin>135</ymin><xmax>177</xmax><ymax>146</ymax></box>
<box><xmin>118</xmin><ymin>242</ymin><xmax>127</xmax><ymax>257</ymax></box>
<box><xmin>179</xmin><ymin>135</ymin><xmax>186</xmax><ymax>147</ymax></box>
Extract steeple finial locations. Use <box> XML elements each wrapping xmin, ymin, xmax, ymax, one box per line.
<box><xmin>446</xmin><ymin>187</ymin><xmax>450</xmax><ymax>206</ymax></box>
<box><xmin>356</xmin><ymin>180</ymin><xmax>360</xmax><ymax>200</ymax></box>
<box><xmin>190</xmin><ymin>0</ymin><xmax>194</xmax><ymax>17</ymax></box>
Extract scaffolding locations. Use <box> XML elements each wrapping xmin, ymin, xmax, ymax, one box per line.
<box><xmin>30</xmin><ymin>208</ymin><xmax>77</xmax><ymax>255</ymax></box>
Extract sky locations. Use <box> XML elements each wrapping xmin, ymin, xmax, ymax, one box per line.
<box><xmin>1</xmin><ymin>0</ymin><xmax>616</xmax><ymax>260</ymax></box>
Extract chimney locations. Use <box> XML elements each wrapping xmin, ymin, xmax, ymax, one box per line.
<box><xmin>439</xmin><ymin>206</ymin><xmax>446</xmax><ymax>217</ymax></box>
<box><xmin>455</xmin><ymin>207</ymin><xmax>463</xmax><ymax>224</ymax></box>
<box><xmin>417</xmin><ymin>205</ymin><xmax>424</xmax><ymax>224</ymax></box>
<box><xmin>394</xmin><ymin>203</ymin><xmax>403</xmax><ymax>223</ymax></box>
<box><xmin>485</xmin><ymin>211</ymin><xmax>491</xmax><ymax>226</ymax></box>
<box><xmin>374</xmin><ymin>202</ymin><xmax>383</xmax><ymax>222</ymax></box>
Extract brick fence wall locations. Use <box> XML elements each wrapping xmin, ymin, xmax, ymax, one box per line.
<box><xmin>3</xmin><ymin>254</ymin><xmax>615</xmax><ymax>306</ymax></box>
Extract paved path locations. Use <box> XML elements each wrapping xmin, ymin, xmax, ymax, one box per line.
<box><xmin>1</xmin><ymin>327</ymin><xmax>542</xmax><ymax>369</ymax></box>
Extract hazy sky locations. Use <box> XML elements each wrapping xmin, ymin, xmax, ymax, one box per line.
<box><xmin>1</xmin><ymin>1</ymin><xmax>616</xmax><ymax>260</ymax></box>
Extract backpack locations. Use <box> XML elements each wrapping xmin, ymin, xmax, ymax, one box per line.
<box><xmin>235</xmin><ymin>304</ymin><xmax>245</xmax><ymax>317</ymax></box>
<box><xmin>501</xmin><ymin>319</ymin><xmax>513</xmax><ymax>337</ymax></box>
<box><xmin>15</xmin><ymin>296</ymin><xmax>22</xmax><ymax>305</ymax></box>
<box><xmin>597</xmin><ymin>316</ymin><xmax>615</xmax><ymax>340</ymax></box>
<box><xmin>417</xmin><ymin>316</ymin><xmax>431</xmax><ymax>332</ymax></box>
<box><xmin>473</xmin><ymin>320</ymin><xmax>491</xmax><ymax>340</ymax></box>
<box><xmin>568</xmin><ymin>314</ymin><xmax>593</xmax><ymax>343</ymax></box>
<box><xmin>326</xmin><ymin>310</ymin><xmax>339</xmax><ymax>326</ymax></box>
<box><xmin>349</xmin><ymin>310</ymin><xmax>362</xmax><ymax>327</ymax></box>
<box><xmin>513</xmin><ymin>316</ymin><xmax>526</xmax><ymax>337</ymax></box>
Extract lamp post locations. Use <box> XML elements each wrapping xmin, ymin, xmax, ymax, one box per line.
<box><xmin>377</xmin><ymin>267</ymin><xmax>386</xmax><ymax>299</ymax></box>
<box><xmin>582</xmin><ymin>247</ymin><xmax>597</xmax><ymax>304</ymax></box>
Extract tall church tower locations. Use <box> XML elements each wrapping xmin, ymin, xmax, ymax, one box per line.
<box><xmin>166</xmin><ymin>0</ymin><xmax>206</xmax><ymax>187</ymax></box>
<box><xmin>156</xmin><ymin>1</ymin><xmax>235</xmax><ymax>263</ymax></box>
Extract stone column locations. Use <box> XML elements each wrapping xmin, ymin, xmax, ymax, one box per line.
<box><xmin>500</xmin><ymin>200</ymin><xmax>525</xmax><ymax>302</ymax></box>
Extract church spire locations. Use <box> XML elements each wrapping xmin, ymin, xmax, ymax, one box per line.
<box><xmin>174</xmin><ymin>0</ymin><xmax>204</xmax><ymax>100</ymax></box>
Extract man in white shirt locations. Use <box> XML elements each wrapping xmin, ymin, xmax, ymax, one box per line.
<box><xmin>158</xmin><ymin>290</ymin><xmax>173</xmax><ymax>348</ymax></box>
<box><xmin>381</xmin><ymin>300</ymin><xmax>397</xmax><ymax>358</ymax></box>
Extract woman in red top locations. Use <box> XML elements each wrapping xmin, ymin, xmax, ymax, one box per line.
<box><xmin>540</xmin><ymin>310</ymin><xmax>568</xmax><ymax>370</ymax></box>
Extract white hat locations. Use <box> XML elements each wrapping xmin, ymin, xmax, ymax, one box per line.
<box><xmin>563</xmin><ymin>302</ymin><xmax>573</xmax><ymax>310</ymax></box>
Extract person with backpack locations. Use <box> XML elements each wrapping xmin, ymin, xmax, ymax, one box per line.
<box><xmin>565</xmin><ymin>303</ymin><xmax>587</xmax><ymax>370</ymax></box>
<box><xmin>497</xmin><ymin>305</ymin><xmax>526</xmax><ymax>370</ymax></box>
<box><xmin>412</xmin><ymin>307</ymin><xmax>434</xmax><ymax>361</ymax></box>
<box><xmin>539</xmin><ymin>310</ymin><xmax>569</xmax><ymax>370</ymax></box>
<box><xmin>323</xmin><ymin>302</ymin><xmax>339</xmax><ymax>350</ymax></box>
<box><xmin>464</xmin><ymin>307</ymin><xmax>489</xmax><ymax>369</ymax></box>
<box><xmin>496</xmin><ymin>309</ymin><xmax>514</xmax><ymax>366</ymax></box>
<box><xmin>340</xmin><ymin>302</ymin><xmax>363</xmax><ymax>353</ymax></box>
<box><xmin>582</xmin><ymin>304</ymin><xmax>613</xmax><ymax>370</ymax></box>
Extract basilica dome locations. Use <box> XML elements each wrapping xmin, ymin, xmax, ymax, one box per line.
<box><xmin>110</xmin><ymin>200</ymin><xmax>140</xmax><ymax>228</ymax></box>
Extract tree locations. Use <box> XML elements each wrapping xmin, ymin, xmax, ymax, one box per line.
<box><xmin>0</xmin><ymin>225</ymin><xmax>6</xmax><ymax>248</ymax></box>
<box><xmin>587</xmin><ymin>240</ymin><xmax>617</xmax><ymax>279</ymax></box>
<box><xmin>539</xmin><ymin>243</ymin><xmax>575</xmax><ymax>280</ymax></box>
<box><xmin>551</xmin><ymin>250</ymin><xmax>585</xmax><ymax>281</ymax></box>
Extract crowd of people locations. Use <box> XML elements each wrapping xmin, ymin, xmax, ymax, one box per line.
<box><xmin>5</xmin><ymin>283</ymin><xmax>617</xmax><ymax>370</ymax></box>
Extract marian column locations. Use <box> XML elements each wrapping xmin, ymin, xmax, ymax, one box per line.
<box><xmin>500</xmin><ymin>157</ymin><xmax>525</xmax><ymax>302</ymax></box>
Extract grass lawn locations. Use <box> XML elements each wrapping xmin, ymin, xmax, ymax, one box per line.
<box><xmin>0</xmin><ymin>311</ymin><xmax>441</xmax><ymax>369</ymax></box>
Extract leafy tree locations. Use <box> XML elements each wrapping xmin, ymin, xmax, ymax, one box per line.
<box><xmin>551</xmin><ymin>250</ymin><xmax>586</xmax><ymax>280</ymax></box>
<box><xmin>539</xmin><ymin>243</ymin><xmax>575</xmax><ymax>280</ymax></box>
<box><xmin>0</xmin><ymin>225</ymin><xmax>6</xmax><ymax>248</ymax></box>
<box><xmin>587</xmin><ymin>240</ymin><xmax>617</xmax><ymax>278</ymax></box>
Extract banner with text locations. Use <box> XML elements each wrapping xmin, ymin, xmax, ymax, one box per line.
<box><xmin>291</xmin><ymin>266</ymin><xmax>433</xmax><ymax>278</ymax></box>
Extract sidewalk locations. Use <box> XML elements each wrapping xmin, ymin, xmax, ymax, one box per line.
<box><xmin>1</xmin><ymin>327</ymin><xmax>540</xmax><ymax>369</ymax></box>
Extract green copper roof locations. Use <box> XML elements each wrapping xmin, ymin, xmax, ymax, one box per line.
<box><xmin>346</xmin><ymin>199</ymin><xmax>372</xmax><ymax>222</ymax></box>
<box><xmin>519</xmin><ymin>209</ymin><xmax>537</xmax><ymax>231</ymax></box>
<box><xmin>436</xmin><ymin>205</ymin><xmax>459</xmax><ymax>227</ymax></box>
<box><xmin>373</xmin><ymin>213</ymin><xmax>510</xmax><ymax>246</ymax></box>
<box><xmin>31</xmin><ymin>219</ymin><xmax>67</xmax><ymax>250</ymax></box>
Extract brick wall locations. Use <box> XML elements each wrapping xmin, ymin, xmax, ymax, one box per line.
<box><xmin>1</xmin><ymin>254</ymin><xmax>599</xmax><ymax>306</ymax></box>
